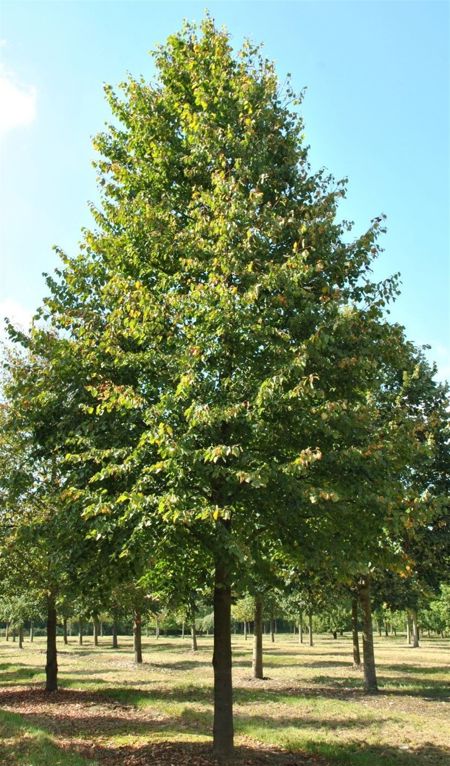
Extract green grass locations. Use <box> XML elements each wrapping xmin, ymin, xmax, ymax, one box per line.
<box><xmin>0</xmin><ymin>708</ymin><xmax>97</xmax><ymax>766</ymax></box>
<box><xmin>0</xmin><ymin>633</ymin><xmax>449</xmax><ymax>765</ymax></box>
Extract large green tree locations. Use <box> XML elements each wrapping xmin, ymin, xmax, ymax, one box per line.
<box><xmin>31</xmin><ymin>17</ymin><xmax>435</xmax><ymax>758</ymax></box>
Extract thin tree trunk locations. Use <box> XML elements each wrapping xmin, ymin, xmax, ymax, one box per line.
<box><xmin>155</xmin><ymin>617</ymin><xmax>160</xmax><ymax>639</ymax></box>
<box><xmin>252</xmin><ymin>597</ymin><xmax>263</xmax><ymax>679</ymax></box>
<box><xmin>5</xmin><ymin>622</ymin><xmax>9</xmax><ymax>641</ymax></box>
<box><xmin>46</xmin><ymin>597</ymin><xmax>58</xmax><ymax>692</ymax></box>
<box><xmin>63</xmin><ymin>618</ymin><xmax>68</xmax><ymax>645</ymax></box>
<box><xmin>243</xmin><ymin>620</ymin><xmax>247</xmax><ymax>640</ymax></box>
<box><xmin>298</xmin><ymin>611</ymin><xmax>303</xmax><ymax>644</ymax></box>
<box><xmin>12</xmin><ymin>629</ymin><xmax>16</xmax><ymax>642</ymax></box>
<box><xmin>30</xmin><ymin>620</ymin><xmax>34</xmax><ymax>642</ymax></box>
<box><xmin>332</xmin><ymin>630</ymin><xmax>338</xmax><ymax>640</ymax></box>
<box><xmin>93</xmin><ymin>618</ymin><xmax>100</xmax><ymax>646</ymax></box>
<box><xmin>271</xmin><ymin>617</ymin><xmax>275</xmax><ymax>643</ymax></box>
<box><xmin>79</xmin><ymin>618</ymin><xmax>83</xmax><ymax>646</ymax></box>
<box><xmin>112</xmin><ymin>620</ymin><xmax>119</xmax><ymax>649</ymax></box>
<box><xmin>133</xmin><ymin>609</ymin><xmax>143</xmax><ymax>663</ymax></box>
<box><xmin>358</xmin><ymin>576</ymin><xmax>378</xmax><ymax>693</ymax></box>
<box><xmin>410</xmin><ymin>610</ymin><xmax>419</xmax><ymax>648</ymax></box>
<box><xmin>191</xmin><ymin>623</ymin><xmax>198</xmax><ymax>651</ymax></box>
<box><xmin>351</xmin><ymin>595</ymin><xmax>361</xmax><ymax>667</ymax></box>
<box><xmin>212</xmin><ymin>542</ymin><xmax>234</xmax><ymax>759</ymax></box>
<box><xmin>308</xmin><ymin>612</ymin><xmax>313</xmax><ymax>647</ymax></box>
<box><xmin>18</xmin><ymin>625</ymin><xmax>24</xmax><ymax>649</ymax></box>
<box><xmin>100</xmin><ymin>621</ymin><xmax>103</xmax><ymax>637</ymax></box>
<box><xmin>181</xmin><ymin>620</ymin><xmax>185</xmax><ymax>639</ymax></box>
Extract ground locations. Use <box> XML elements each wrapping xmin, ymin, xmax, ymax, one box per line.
<box><xmin>0</xmin><ymin>632</ymin><xmax>449</xmax><ymax>766</ymax></box>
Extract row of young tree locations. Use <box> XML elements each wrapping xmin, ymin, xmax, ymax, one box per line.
<box><xmin>0</xmin><ymin>17</ymin><xmax>449</xmax><ymax>761</ymax></box>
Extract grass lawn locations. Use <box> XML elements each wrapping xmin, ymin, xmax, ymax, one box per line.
<box><xmin>0</xmin><ymin>632</ymin><xmax>448</xmax><ymax>765</ymax></box>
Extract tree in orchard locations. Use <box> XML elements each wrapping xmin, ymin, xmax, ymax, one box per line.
<box><xmin>38</xmin><ymin>18</ymin><xmax>426</xmax><ymax>758</ymax></box>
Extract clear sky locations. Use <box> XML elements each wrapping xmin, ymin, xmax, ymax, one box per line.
<box><xmin>1</xmin><ymin>1</ymin><xmax>449</xmax><ymax>379</ymax></box>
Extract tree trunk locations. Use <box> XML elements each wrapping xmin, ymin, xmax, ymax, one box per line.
<box><xmin>63</xmin><ymin>618</ymin><xmax>68</xmax><ymax>645</ymax></box>
<box><xmin>100</xmin><ymin>621</ymin><xmax>103</xmax><ymax>637</ymax></box>
<box><xmin>298</xmin><ymin>611</ymin><xmax>303</xmax><ymax>644</ymax></box>
<box><xmin>93</xmin><ymin>618</ymin><xmax>100</xmax><ymax>646</ymax></box>
<box><xmin>406</xmin><ymin>619</ymin><xmax>411</xmax><ymax>644</ymax></box>
<box><xmin>410</xmin><ymin>610</ymin><xmax>419</xmax><ymax>648</ymax></box>
<box><xmin>18</xmin><ymin>625</ymin><xmax>24</xmax><ymax>649</ymax></box>
<box><xmin>384</xmin><ymin>622</ymin><xmax>389</xmax><ymax>637</ymax></box>
<box><xmin>252</xmin><ymin>597</ymin><xmax>263</xmax><ymax>679</ymax></box>
<box><xmin>155</xmin><ymin>617</ymin><xmax>160</xmax><ymax>639</ymax></box>
<box><xmin>212</xmin><ymin>546</ymin><xmax>234</xmax><ymax>759</ymax></box>
<box><xmin>30</xmin><ymin>620</ymin><xmax>34</xmax><ymax>642</ymax></box>
<box><xmin>271</xmin><ymin>617</ymin><xmax>275</xmax><ymax>643</ymax></box>
<box><xmin>358</xmin><ymin>576</ymin><xmax>378</xmax><ymax>693</ymax></box>
<box><xmin>133</xmin><ymin>609</ymin><xmax>143</xmax><ymax>663</ymax></box>
<box><xmin>243</xmin><ymin>620</ymin><xmax>247</xmax><ymax>640</ymax></box>
<box><xmin>46</xmin><ymin>597</ymin><xmax>58</xmax><ymax>692</ymax></box>
<box><xmin>5</xmin><ymin>622</ymin><xmax>9</xmax><ymax>641</ymax></box>
<box><xmin>308</xmin><ymin>612</ymin><xmax>313</xmax><ymax>646</ymax></box>
<box><xmin>79</xmin><ymin>619</ymin><xmax>83</xmax><ymax>646</ymax></box>
<box><xmin>191</xmin><ymin>623</ymin><xmax>198</xmax><ymax>651</ymax></box>
<box><xmin>112</xmin><ymin>620</ymin><xmax>119</xmax><ymax>649</ymax></box>
<box><xmin>351</xmin><ymin>595</ymin><xmax>361</xmax><ymax>667</ymax></box>
<box><xmin>12</xmin><ymin>629</ymin><xmax>16</xmax><ymax>642</ymax></box>
<box><xmin>332</xmin><ymin>630</ymin><xmax>337</xmax><ymax>640</ymax></box>
<box><xmin>181</xmin><ymin>620</ymin><xmax>185</xmax><ymax>639</ymax></box>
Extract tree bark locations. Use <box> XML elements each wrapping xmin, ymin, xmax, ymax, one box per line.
<box><xmin>133</xmin><ymin>609</ymin><xmax>143</xmax><ymax>663</ymax></box>
<box><xmin>308</xmin><ymin>612</ymin><xmax>313</xmax><ymax>646</ymax></box>
<box><xmin>191</xmin><ymin>623</ymin><xmax>198</xmax><ymax>651</ymax></box>
<box><xmin>332</xmin><ymin>630</ymin><xmax>337</xmax><ymax>640</ymax></box>
<box><xmin>243</xmin><ymin>620</ymin><xmax>247</xmax><ymax>640</ymax></box>
<box><xmin>271</xmin><ymin>617</ymin><xmax>275</xmax><ymax>643</ymax></box>
<box><xmin>79</xmin><ymin>618</ymin><xmax>83</xmax><ymax>646</ymax></box>
<box><xmin>93</xmin><ymin>618</ymin><xmax>100</xmax><ymax>646</ymax></box>
<box><xmin>63</xmin><ymin>618</ymin><xmax>68</xmax><ymax>645</ymax></box>
<box><xmin>358</xmin><ymin>576</ymin><xmax>378</xmax><ymax>693</ymax></box>
<box><xmin>46</xmin><ymin>597</ymin><xmax>58</xmax><ymax>692</ymax></box>
<box><xmin>18</xmin><ymin>625</ymin><xmax>24</xmax><ymax>649</ymax></box>
<box><xmin>410</xmin><ymin>609</ymin><xmax>419</xmax><ymax>648</ymax></box>
<box><xmin>5</xmin><ymin>622</ymin><xmax>9</xmax><ymax>641</ymax></box>
<box><xmin>298</xmin><ymin>611</ymin><xmax>303</xmax><ymax>644</ymax></box>
<box><xmin>30</xmin><ymin>620</ymin><xmax>34</xmax><ymax>642</ymax></box>
<box><xmin>351</xmin><ymin>595</ymin><xmax>361</xmax><ymax>667</ymax></box>
<box><xmin>112</xmin><ymin>620</ymin><xmax>119</xmax><ymax>649</ymax></box>
<box><xmin>252</xmin><ymin>597</ymin><xmax>263</xmax><ymax>679</ymax></box>
<box><xmin>212</xmin><ymin>544</ymin><xmax>233</xmax><ymax>759</ymax></box>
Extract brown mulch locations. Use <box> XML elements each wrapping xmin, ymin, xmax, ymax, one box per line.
<box><xmin>0</xmin><ymin>685</ymin><xmax>326</xmax><ymax>766</ymax></box>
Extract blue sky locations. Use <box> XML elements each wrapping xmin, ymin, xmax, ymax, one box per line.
<box><xmin>1</xmin><ymin>1</ymin><xmax>449</xmax><ymax>379</ymax></box>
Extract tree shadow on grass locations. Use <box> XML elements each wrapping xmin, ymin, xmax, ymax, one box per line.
<box><xmin>311</xmin><ymin>674</ymin><xmax>450</xmax><ymax>700</ymax></box>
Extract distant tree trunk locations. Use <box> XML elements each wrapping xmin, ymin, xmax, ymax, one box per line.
<box><xmin>5</xmin><ymin>622</ymin><xmax>9</xmax><ymax>641</ymax></box>
<box><xmin>63</xmin><ymin>618</ymin><xmax>68</xmax><ymax>645</ymax></box>
<box><xmin>410</xmin><ymin>610</ymin><xmax>419</xmax><ymax>648</ymax></box>
<box><xmin>133</xmin><ymin>609</ymin><xmax>143</xmax><ymax>663</ymax></box>
<box><xmin>93</xmin><ymin>618</ymin><xmax>100</xmax><ymax>646</ymax></box>
<box><xmin>12</xmin><ymin>629</ymin><xmax>16</xmax><ymax>642</ymax></box>
<box><xmin>181</xmin><ymin>620</ymin><xmax>185</xmax><ymax>639</ymax></box>
<box><xmin>252</xmin><ymin>597</ymin><xmax>263</xmax><ymax>679</ymax></box>
<box><xmin>112</xmin><ymin>620</ymin><xmax>119</xmax><ymax>649</ymax></box>
<box><xmin>45</xmin><ymin>596</ymin><xmax>58</xmax><ymax>692</ymax></box>
<box><xmin>308</xmin><ymin>612</ymin><xmax>313</xmax><ymax>646</ymax></box>
<box><xmin>332</xmin><ymin>630</ymin><xmax>337</xmax><ymax>640</ymax></box>
<box><xmin>351</xmin><ymin>596</ymin><xmax>361</xmax><ymax>667</ymax></box>
<box><xmin>212</xmin><ymin>538</ymin><xmax>233</xmax><ymax>760</ymax></box>
<box><xmin>79</xmin><ymin>619</ymin><xmax>83</xmax><ymax>646</ymax></box>
<box><xmin>271</xmin><ymin>616</ymin><xmax>275</xmax><ymax>643</ymax></box>
<box><xmin>155</xmin><ymin>616</ymin><xmax>160</xmax><ymax>639</ymax></box>
<box><xmin>358</xmin><ymin>576</ymin><xmax>378</xmax><ymax>693</ymax></box>
<box><xmin>298</xmin><ymin>612</ymin><xmax>303</xmax><ymax>644</ymax></box>
<box><xmin>100</xmin><ymin>621</ymin><xmax>103</xmax><ymax>637</ymax></box>
<box><xmin>18</xmin><ymin>625</ymin><xmax>24</xmax><ymax>649</ymax></box>
<box><xmin>243</xmin><ymin>620</ymin><xmax>247</xmax><ymax>640</ymax></box>
<box><xmin>406</xmin><ymin>619</ymin><xmax>411</xmax><ymax>644</ymax></box>
<box><xmin>384</xmin><ymin>622</ymin><xmax>389</xmax><ymax>637</ymax></box>
<box><xmin>377</xmin><ymin>621</ymin><xmax>382</xmax><ymax>637</ymax></box>
<box><xmin>29</xmin><ymin>621</ymin><xmax>34</xmax><ymax>642</ymax></box>
<box><xmin>191</xmin><ymin>623</ymin><xmax>198</xmax><ymax>651</ymax></box>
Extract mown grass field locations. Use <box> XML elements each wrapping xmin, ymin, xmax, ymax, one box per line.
<box><xmin>0</xmin><ymin>632</ymin><xmax>449</xmax><ymax>765</ymax></box>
